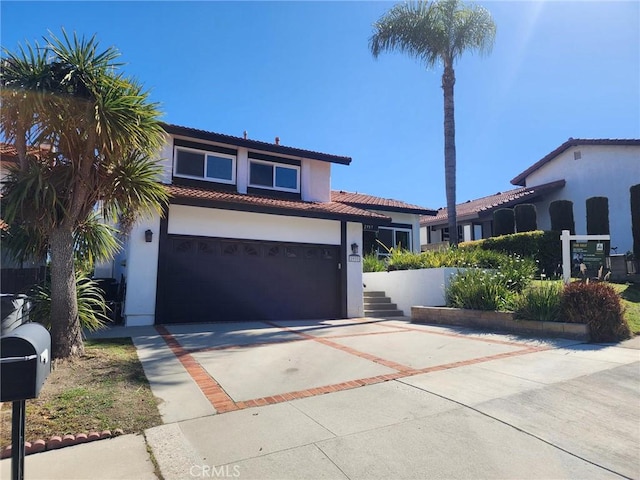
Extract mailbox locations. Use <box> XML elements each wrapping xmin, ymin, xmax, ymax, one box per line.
<box><xmin>1</xmin><ymin>323</ymin><xmax>51</xmax><ymax>402</ymax></box>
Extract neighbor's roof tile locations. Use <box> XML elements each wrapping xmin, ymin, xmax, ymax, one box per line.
<box><xmin>420</xmin><ymin>180</ymin><xmax>566</xmax><ymax>227</ymax></box>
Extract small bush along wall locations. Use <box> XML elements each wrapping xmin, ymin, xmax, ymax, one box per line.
<box><xmin>493</xmin><ymin>208</ymin><xmax>515</xmax><ymax>236</ymax></box>
<box><xmin>549</xmin><ymin>200</ymin><xmax>575</xmax><ymax>234</ymax></box>
<box><xmin>586</xmin><ymin>196</ymin><xmax>610</xmax><ymax>235</ymax></box>
<box><xmin>561</xmin><ymin>282</ymin><xmax>630</xmax><ymax>342</ymax></box>
<box><xmin>515</xmin><ymin>204</ymin><xmax>537</xmax><ymax>233</ymax></box>
<box><xmin>630</xmin><ymin>184</ymin><xmax>640</xmax><ymax>258</ymax></box>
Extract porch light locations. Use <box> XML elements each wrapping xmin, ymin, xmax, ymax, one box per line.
<box><xmin>145</xmin><ymin>229</ymin><xmax>153</xmax><ymax>243</ymax></box>
<box><xmin>351</xmin><ymin>242</ymin><xmax>359</xmax><ymax>255</ymax></box>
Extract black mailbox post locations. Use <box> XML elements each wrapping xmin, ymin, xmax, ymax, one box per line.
<box><xmin>1</xmin><ymin>322</ymin><xmax>51</xmax><ymax>480</ymax></box>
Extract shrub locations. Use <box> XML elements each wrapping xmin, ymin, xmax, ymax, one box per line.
<box><xmin>28</xmin><ymin>273</ymin><xmax>110</xmax><ymax>332</ymax></box>
<box><xmin>560</xmin><ymin>282</ymin><xmax>631</xmax><ymax>342</ymax></box>
<box><xmin>461</xmin><ymin>230</ymin><xmax>562</xmax><ymax>278</ymax></box>
<box><xmin>630</xmin><ymin>184</ymin><xmax>640</xmax><ymax>258</ymax></box>
<box><xmin>515</xmin><ymin>204</ymin><xmax>537</xmax><ymax>233</ymax></box>
<box><xmin>586</xmin><ymin>196</ymin><xmax>610</xmax><ymax>235</ymax></box>
<box><xmin>363</xmin><ymin>253</ymin><xmax>386</xmax><ymax>272</ymax></box>
<box><xmin>493</xmin><ymin>208</ymin><xmax>515</xmax><ymax>236</ymax></box>
<box><xmin>549</xmin><ymin>200</ymin><xmax>575</xmax><ymax>234</ymax></box>
<box><xmin>446</xmin><ymin>269</ymin><xmax>516</xmax><ymax>311</ymax></box>
<box><xmin>514</xmin><ymin>282</ymin><xmax>563</xmax><ymax>322</ymax></box>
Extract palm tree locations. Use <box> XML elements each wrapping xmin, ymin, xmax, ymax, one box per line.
<box><xmin>370</xmin><ymin>0</ymin><xmax>496</xmax><ymax>246</ymax></box>
<box><xmin>1</xmin><ymin>31</ymin><xmax>169</xmax><ymax>358</ymax></box>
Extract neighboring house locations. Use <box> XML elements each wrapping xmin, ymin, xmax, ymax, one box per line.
<box><xmin>421</xmin><ymin>138</ymin><xmax>640</xmax><ymax>253</ymax></box>
<box><xmin>106</xmin><ymin>124</ymin><xmax>434</xmax><ymax>326</ymax></box>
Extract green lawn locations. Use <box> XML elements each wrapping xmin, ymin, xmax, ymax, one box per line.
<box><xmin>611</xmin><ymin>282</ymin><xmax>640</xmax><ymax>335</ymax></box>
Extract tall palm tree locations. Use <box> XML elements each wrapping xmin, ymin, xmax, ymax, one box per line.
<box><xmin>1</xmin><ymin>31</ymin><xmax>168</xmax><ymax>358</ymax></box>
<box><xmin>370</xmin><ymin>0</ymin><xmax>496</xmax><ymax>246</ymax></box>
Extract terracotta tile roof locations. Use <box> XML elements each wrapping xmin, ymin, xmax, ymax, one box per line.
<box><xmin>162</xmin><ymin>123</ymin><xmax>352</xmax><ymax>165</ymax></box>
<box><xmin>331</xmin><ymin>190</ymin><xmax>437</xmax><ymax>216</ymax></box>
<box><xmin>511</xmin><ymin>138</ymin><xmax>640</xmax><ymax>186</ymax></box>
<box><xmin>0</xmin><ymin>143</ymin><xmax>50</xmax><ymax>164</ymax></box>
<box><xmin>168</xmin><ymin>184</ymin><xmax>391</xmax><ymax>224</ymax></box>
<box><xmin>420</xmin><ymin>180</ymin><xmax>566</xmax><ymax>227</ymax></box>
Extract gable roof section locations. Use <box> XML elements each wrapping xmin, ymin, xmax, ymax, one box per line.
<box><xmin>168</xmin><ymin>184</ymin><xmax>391</xmax><ymax>224</ymax></box>
<box><xmin>0</xmin><ymin>143</ymin><xmax>48</xmax><ymax>164</ymax></box>
<box><xmin>511</xmin><ymin>138</ymin><xmax>640</xmax><ymax>186</ymax></box>
<box><xmin>162</xmin><ymin>123</ymin><xmax>352</xmax><ymax>165</ymax></box>
<box><xmin>420</xmin><ymin>180</ymin><xmax>566</xmax><ymax>227</ymax></box>
<box><xmin>331</xmin><ymin>190</ymin><xmax>437</xmax><ymax>216</ymax></box>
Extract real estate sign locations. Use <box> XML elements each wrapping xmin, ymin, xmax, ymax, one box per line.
<box><xmin>570</xmin><ymin>240</ymin><xmax>608</xmax><ymax>277</ymax></box>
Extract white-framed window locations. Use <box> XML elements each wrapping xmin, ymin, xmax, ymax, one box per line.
<box><xmin>377</xmin><ymin>226</ymin><xmax>412</xmax><ymax>255</ymax></box>
<box><xmin>249</xmin><ymin>159</ymin><xmax>300</xmax><ymax>193</ymax></box>
<box><xmin>174</xmin><ymin>147</ymin><xmax>236</xmax><ymax>184</ymax></box>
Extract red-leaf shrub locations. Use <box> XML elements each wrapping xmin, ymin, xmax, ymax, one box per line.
<box><xmin>561</xmin><ymin>282</ymin><xmax>631</xmax><ymax>342</ymax></box>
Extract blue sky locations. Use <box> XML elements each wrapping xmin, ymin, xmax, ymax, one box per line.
<box><xmin>2</xmin><ymin>1</ymin><xmax>638</xmax><ymax>209</ymax></box>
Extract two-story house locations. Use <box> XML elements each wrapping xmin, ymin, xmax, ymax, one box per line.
<box><xmin>100</xmin><ymin>124</ymin><xmax>435</xmax><ymax>326</ymax></box>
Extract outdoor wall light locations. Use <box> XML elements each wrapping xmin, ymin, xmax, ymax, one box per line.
<box><xmin>145</xmin><ymin>229</ymin><xmax>153</xmax><ymax>243</ymax></box>
<box><xmin>351</xmin><ymin>242</ymin><xmax>359</xmax><ymax>255</ymax></box>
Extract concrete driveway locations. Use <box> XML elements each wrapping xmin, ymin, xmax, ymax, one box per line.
<box><xmin>5</xmin><ymin>318</ymin><xmax>639</xmax><ymax>480</ymax></box>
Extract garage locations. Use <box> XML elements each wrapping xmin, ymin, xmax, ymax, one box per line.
<box><xmin>156</xmin><ymin>235</ymin><xmax>341</xmax><ymax>323</ymax></box>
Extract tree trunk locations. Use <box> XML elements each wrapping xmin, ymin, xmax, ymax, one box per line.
<box><xmin>49</xmin><ymin>226</ymin><xmax>84</xmax><ymax>359</ymax></box>
<box><xmin>442</xmin><ymin>63</ymin><xmax>457</xmax><ymax>246</ymax></box>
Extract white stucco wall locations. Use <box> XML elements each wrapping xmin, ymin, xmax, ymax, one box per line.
<box><xmin>347</xmin><ymin>222</ymin><xmax>364</xmax><ymax>317</ymax></box>
<box><xmin>525</xmin><ymin>144</ymin><xmax>639</xmax><ymax>253</ymax></box>
<box><xmin>122</xmin><ymin>214</ymin><xmax>162</xmax><ymax>326</ymax></box>
<box><xmin>168</xmin><ymin>205</ymin><xmax>341</xmax><ymax>244</ymax></box>
<box><xmin>363</xmin><ymin>268</ymin><xmax>461</xmax><ymax>314</ymax></box>
<box><xmin>302</xmin><ymin>160</ymin><xmax>331</xmax><ymax>202</ymax></box>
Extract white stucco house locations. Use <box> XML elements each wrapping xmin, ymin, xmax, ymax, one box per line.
<box><xmin>421</xmin><ymin>138</ymin><xmax>640</xmax><ymax>253</ymax></box>
<box><xmin>93</xmin><ymin>124</ymin><xmax>435</xmax><ymax>326</ymax></box>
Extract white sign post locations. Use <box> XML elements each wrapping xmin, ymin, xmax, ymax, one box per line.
<box><xmin>560</xmin><ymin>230</ymin><xmax>611</xmax><ymax>284</ymax></box>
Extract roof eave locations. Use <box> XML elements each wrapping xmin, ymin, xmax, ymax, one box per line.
<box><xmin>162</xmin><ymin>123</ymin><xmax>352</xmax><ymax>165</ymax></box>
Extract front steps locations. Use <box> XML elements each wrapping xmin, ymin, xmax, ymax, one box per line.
<box><xmin>363</xmin><ymin>291</ymin><xmax>404</xmax><ymax>318</ymax></box>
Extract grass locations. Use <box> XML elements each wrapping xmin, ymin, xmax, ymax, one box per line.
<box><xmin>611</xmin><ymin>282</ymin><xmax>640</xmax><ymax>335</ymax></box>
<box><xmin>0</xmin><ymin>338</ymin><xmax>162</xmax><ymax>448</ymax></box>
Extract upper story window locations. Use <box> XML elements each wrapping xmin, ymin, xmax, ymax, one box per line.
<box><xmin>174</xmin><ymin>146</ymin><xmax>236</xmax><ymax>184</ymax></box>
<box><xmin>249</xmin><ymin>159</ymin><xmax>300</xmax><ymax>193</ymax></box>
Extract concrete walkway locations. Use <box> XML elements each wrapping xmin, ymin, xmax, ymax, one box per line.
<box><xmin>2</xmin><ymin>318</ymin><xmax>639</xmax><ymax>479</ymax></box>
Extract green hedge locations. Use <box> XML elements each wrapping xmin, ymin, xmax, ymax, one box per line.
<box><xmin>461</xmin><ymin>230</ymin><xmax>561</xmax><ymax>277</ymax></box>
<box><xmin>549</xmin><ymin>200</ymin><xmax>575</xmax><ymax>234</ymax></box>
<box><xmin>631</xmin><ymin>184</ymin><xmax>640</xmax><ymax>258</ymax></box>
<box><xmin>493</xmin><ymin>208</ymin><xmax>515</xmax><ymax>236</ymax></box>
<box><xmin>515</xmin><ymin>204</ymin><xmax>537</xmax><ymax>232</ymax></box>
<box><xmin>586</xmin><ymin>196</ymin><xmax>610</xmax><ymax>235</ymax></box>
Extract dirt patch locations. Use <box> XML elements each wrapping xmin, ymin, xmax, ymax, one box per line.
<box><xmin>1</xmin><ymin>338</ymin><xmax>162</xmax><ymax>447</ymax></box>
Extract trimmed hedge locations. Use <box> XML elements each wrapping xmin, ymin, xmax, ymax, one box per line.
<box><xmin>586</xmin><ymin>196</ymin><xmax>610</xmax><ymax>235</ymax></box>
<box><xmin>493</xmin><ymin>208</ymin><xmax>515</xmax><ymax>236</ymax></box>
<box><xmin>461</xmin><ymin>230</ymin><xmax>561</xmax><ymax>277</ymax></box>
<box><xmin>549</xmin><ymin>200</ymin><xmax>575</xmax><ymax>234</ymax></box>
<box><xmin>631</xmin><ymin>184</ymin><xmax>640</xmax><ymax>258</ymax></box>
<box><xmin>515</xmin><ymin>204</ymin><xmax>537</xmax><ymax>233</ymax></box>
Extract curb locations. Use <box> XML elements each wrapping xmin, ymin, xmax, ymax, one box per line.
<box><xmin>0</xmin><ymin>429</ymin><xmax>124</xmax><ymax>459</ymax></box>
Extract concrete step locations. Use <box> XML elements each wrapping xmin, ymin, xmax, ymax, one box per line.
<box><xmin>364</xmin><ymin>296</ymin><xmax>392</xmax><ymax>304</ymax></box>
<box><xmin>363</xmin><ymin>291</ymin><xmax>386</xmax><ymax>298</ymax></box>
<box><xmin>364</xmin><ymin>309</ymin><xmax>405</xmax><ymax>318</ymax></box>
<box><xmin>363</xmin><ymin>302</ymin><xmax>398</xmax><ymax>310</ymax></box>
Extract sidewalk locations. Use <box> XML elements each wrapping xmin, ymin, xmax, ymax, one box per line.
<box><xmin>1</xmin><ymin>319</ymin><xmax>638</xmax><ymax>479</ymax></box>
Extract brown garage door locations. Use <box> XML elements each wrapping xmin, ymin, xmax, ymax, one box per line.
<box><xmin>157</xmin><ymin>236</ymin><xmax>341</xmax><ymax>323</ymax></box>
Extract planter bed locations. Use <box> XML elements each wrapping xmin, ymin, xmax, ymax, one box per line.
<box><xmin>411</xmin><ymin>306</ymin><xmax>589</xmax><ymax>341</ymax></box>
